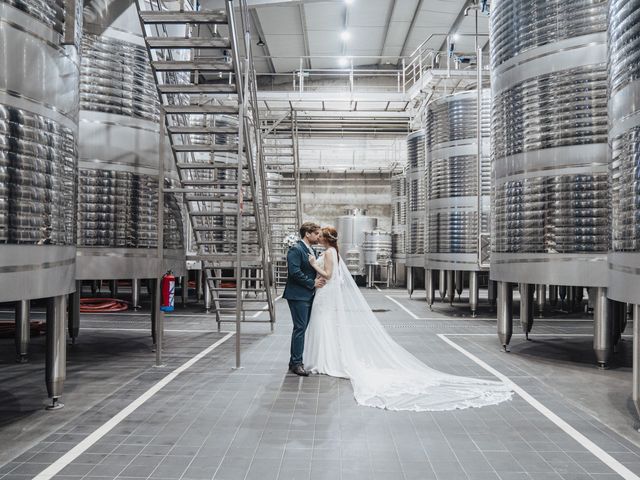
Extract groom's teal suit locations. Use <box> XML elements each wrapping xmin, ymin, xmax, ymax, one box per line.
<box><xmin>283</xmin><ymin>240</ymin><xmax>317</xmax><ymax>367</ymax></box>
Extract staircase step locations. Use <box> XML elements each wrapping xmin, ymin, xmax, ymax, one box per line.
<box><xmin>190</xmin><ymin>211</ymin><xmax>253</xmax><ymax>217</ymax></box>
<box><xmin>168</xmin><ymin>125</ymin><xmax>238</xmax><ymax>135</ymax></box>
<box><xmin>139</xmin><ymin>10</ymin><xmax>227</xmax><ymax>25</ymax></box>
<box><xmin>164</xmin><ymin>104</ymin><xmax>239</xmax><ymax>115</ymax></box>
<box><xmin>173</xmin><ymin>144</ymin><xmax>239</xmax><ymax>153</ymax></box>
<box><xmin>158</xmin><ymin>84</ymin><xmax>237</xmax><ymax>94</ymax></box>
<box><xmin>180</xmin><ymin>180</ymin><xmax>249</xmax><ymax>186</ymax></box>
<box><xmin>153</xmin><ymin>60</ymin><xmax>233</xmax><ymax>72</ymax></box>
<box><xmin>146</xmin><ymin>36</ymin><xmax>230</xmax><ymax>49</ymax></box>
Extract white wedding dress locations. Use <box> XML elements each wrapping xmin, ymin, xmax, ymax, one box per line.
<box><xmin>304</xmin><ymin>248</ymin><xmax>513</xmax><ymax>411</ymax></box>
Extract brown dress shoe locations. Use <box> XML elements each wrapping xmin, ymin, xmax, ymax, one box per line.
<box><xmin>291</xmin><ymin>365</ymin><xmax>309</xmax><ymax>376</ymax></box>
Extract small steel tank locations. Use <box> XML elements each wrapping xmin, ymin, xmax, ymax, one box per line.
<box><xmin>363</xmin><ymin>230</ymin><xmax>393</xmax><ymax>266</ymax></box>
<box><xmin>335</xmin><ymin>209</ymin><xmax>377</xmax><ymax>276</ymax></box>
<box><xmin>406</xmin><ymin>131</ymin><xmax>426</xmax><ymax>268</ymax></box>
<box><xmin>76</xmin><ymin>1</ymin><xmax>185</xmax><ymax>282</ymax></box>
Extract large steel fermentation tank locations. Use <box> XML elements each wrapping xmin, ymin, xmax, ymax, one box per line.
<box><xmin>77</xmin><ymin>1</ymin><xmax>185</xmax><ymax>304</ymax></box>
<box><xmin>490</xmin><ymin>0</ymin><xmax>612</xmax><ymax>359</ymax></box>
<box><xmin>609</xmin><ymin>0</ymin><xmax>640</xmax><ymax>412</ymax></box>
<box><xmin>0</xmin><ymin>0</ymin><xmax>81</xmax><ymax>406</ymax></box>
<box><xmin>406</xmin><ymin>130</ymin><xmax>426</xmax><ymax>294</ymax></box>
<box><xmin>424</xmin><ymin>90</ymin><xmax>491</xmax><ymax>315</ymax></box>
<box><xmin>390</xmin><ymin>172</ymin><xmax>407</xmax><ymax>286</ymax></box>
<box><xmin>335</xmin><ymin>209</ymin><xmax>377</xmax><ymax>276</ymax></box>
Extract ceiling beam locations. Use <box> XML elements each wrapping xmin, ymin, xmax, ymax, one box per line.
<box><xmin>250</xmin><ymin>9</ymin><xmax>276</xmax><ymax>73</ymax></box>
<box><xmin>378</xmin><ymin>0</ymin><xmax>398</xmax><ymax>65</ymax></box>
<box><xmin>299</xmin><ymin>4</ymin><xmax>311</xmax><ymax>69</ymax></box>
<box><xmin>398</xmin><ymin>0</ymin><xmax>425</xmax><ymax>58</ymax></box>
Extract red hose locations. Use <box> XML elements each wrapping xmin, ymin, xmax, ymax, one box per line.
<box><xmin>80</xmin><ymin>298</ymin><xmax>129</xmax><ymax>313</ymax></box>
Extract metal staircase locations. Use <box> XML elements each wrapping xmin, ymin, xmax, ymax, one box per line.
<box><xmin>135</xmin><ymin>0</ymin><xmax>275</xmax><ymax>337</ymax></box>
<box><xmin>262</xmin><ymin>112</ymin><xmax>302</xmax><ymax>288</ymax></box>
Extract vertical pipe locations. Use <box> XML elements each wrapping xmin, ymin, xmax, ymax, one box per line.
<box><xmin>204</xmin><ymin>279</ymin><xmax>211</xmax><ymax>312</ymax></box>
<box><xmin>439</xmin><ymin>270</ymin><xmax>446</xmax><ymax>301</ymax></box>
<box><xmin>181</xmin><ymin>276</ymin><xmax>187</xmax><ymax>306</ymax></box>
<box><xmin>150</xmin><ymin>278</ymin><xmax>157</xmax><ymax>344</ymax></box>
<box><xmin>455</xmin><ymin>270</ymin><xmax>463</xmax><ymax>299</ymax></box>
<box><xmin>196</xmin><ymin>269</ymin><xmax>203</xmax><ymax>301</ymax></box>
<box><xmin>536</xmin><ymin>284</ymin><xmax>545</xmax><ymax>318</ymax></box>
<box><xmin>488</xmin><ymin>279</ymin><xmax>497</xmax><ymax>307</ymax></box>
<box><xmin>497</xmin><ymin>282</ymin><xmax>513</xmax><ymax>351</ymax></box>
<box><xmin>593</xmin><ymin>287</ymin><xmax>613</xmax><ymax>368</ymax></box>
<box><xmin>425</xmin><ymin>269</ymin><xmax>435</xmax><ymax>309</ymax></box>
<box><xmin>633</xmin><ymin>305</ymin><xmax>640</xmax><ymax>418</ymax></box>
<box><xmin>519</xmin><ymin>283</ymin><xmax>534</xmax><ymax>340</ymax></box>
<box><xmin>447</xmin><ymin>270</ymin><xmax>455</xmax><ymax>305</ymax></box>
<box><xmin>575</xmin><ymin>287</ymin><xmax>584</xmax><ymax>311</ymax></box>
<box><xmin>109</xmin><ymin>280</ymin><xmax>118</xmax><ymax>297</ymax></box>
<box><xmin>68</xmin><ymin>280</ymin><xmax>81</xmax><ymax>344</ymax></box>
<box><xmin>549</xmin><ymin>285</ymin><xmax>558</xmax><ymax>306</ymax></box>
<box><xmin>45</xmin><ymin>295</ymin><xmax>67</xmax><ymax>409</ymax></box>
<box><xmin>15</xmin><ymin>300</ymin><xmax>30</xmax><ymax>363</ymax></box>
<box><xmin>469</xmin><ymin>271</ymin><xmax>479</xmax><ymax>317</ymax></box>
<box><xmin>131</xmin><ymin>279</ymin><xmax>140</xmax><ymax>310</ymax></box>
<box><xmin>567</xmin><ymin>287</ymin><xmax>576</xmax><ymax>312</ymax></box>
<box><xmin>407</xmin><ymin>266</ymin><xmax>414</xmax><ymax>297</ymax></box>
<box><xmin>154</xmin><ymin>109</ymin><xmax>166</xmax><ymax>367</ymax></box>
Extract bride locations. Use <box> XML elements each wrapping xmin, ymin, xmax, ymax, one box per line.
<box><xmin>303</xmin><ymin>226</ymin><xmax>513</xmax><ymax>412</ymax></box>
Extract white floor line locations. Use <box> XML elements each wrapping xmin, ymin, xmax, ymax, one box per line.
<box><xmin>251</xmin><ymin>295</ymin><xmax>282</xmax><ymax>318</ymax></box>
<box><xmin>442</xmin><ymin>333</ymin><xmax>633</xmax><ymax>338</ymax></box>
<box><xmin>437</xmin><ymin>333</ymin><xmax>640</xmax><ymax>480</ymax></box>
<box><xmin>80</xmin><ymin>327</ymin><xmax>223</xmax><ymax>334</ymax></box>
<box><xmin>32</xmin><ymin>332</ymin><xmax>235</xmax><ymax>480</ymax></box>
<box><xmin>385</xmin><ymin>295</ymin><xmax>420</xmax><ymax>320</ymax></box>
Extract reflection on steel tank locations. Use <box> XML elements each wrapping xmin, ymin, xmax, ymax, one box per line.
<box><xmin>335</xmin><ymin>209</ymin><xmax>378</xmax><ymax>276</ymax></box>
<box><xmin>391</xmin><ymin>172</ymin><xmax>407</xmax><ymax>265</ymax></box>
<box><xmin>490</xmin><ymin>0</ymin><xmax>609</xmax><ymax>288</ymax></box>
<box><xmin>76</xmin><ymin>1</ymin><xmax>185</xmax><ymax>280</ymax></box>
<box><xmin>0</xmin><ymin>0</ymin><xmax>80</xmax><ymax>302</ymax></box>
<box><xmin>405</xmin><ymin>130</ymin><xmax>426</xmax><ymax>268</ymax></box>
<box><xmin>425</xmin><ymin>90</ymin><xmax>490</xmax><ymax>271</ymax></box>
<box><xmin>608</xmin><ymin>0</ymin><xmax>640</xmax><ymax>305</ymax></box>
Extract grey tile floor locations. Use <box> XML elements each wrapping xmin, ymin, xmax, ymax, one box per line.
<box><xmin>0</xmin><ymin>288</ymin><xmax>639</xmax><ymax>480</ymax></box>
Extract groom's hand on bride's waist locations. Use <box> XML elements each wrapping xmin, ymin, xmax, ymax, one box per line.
<box><xmin>314</xmin><ymin>277</ymin><xmax>326</xmax><ymax>289</ymax></box>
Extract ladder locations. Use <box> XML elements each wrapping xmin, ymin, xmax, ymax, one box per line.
<box><xmin>262</xmin><ymin>111</ymin><xmax>302</xmax><ymax>288</ymax></box>
<box><xmin>135</xmin><ymin>0</ymin><xmax>275</xmax><ymax>339</ymax></box>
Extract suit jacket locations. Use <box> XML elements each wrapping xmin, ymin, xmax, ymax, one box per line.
<box><xmin>283</xmin><ymin>240</ymin><xmax>317</xmax><ymax>301</ymax></box>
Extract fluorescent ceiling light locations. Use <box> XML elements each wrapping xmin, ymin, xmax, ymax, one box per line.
<box><xmin>452</xmin><ymin>33</ymin><xmax>460</xmax><ymax>42</ymax></box>
<box><xmin>345</xmin><ymin>0</ymin><xmax>354</xmax><ymax>4</ymax></box>
<box><xmin>340</xmin><ymin>30</ymin><xmax>350</xmax><ymax>41</ymax></box>
<box><xmin>338</xmin><ymin>57</ymin><xmax>349</xmax><ymax>67</ymax></box>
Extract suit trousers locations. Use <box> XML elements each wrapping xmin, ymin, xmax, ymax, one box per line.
<box><xmin>287</xmin><ymin>298</ymin><xmax>313</xmax><ymax>366</ymax></box>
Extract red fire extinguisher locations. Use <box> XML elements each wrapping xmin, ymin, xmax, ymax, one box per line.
<box><xmin>160</xmin><ymin>271</ymin><xmax>175</xmax><ymax>312</ymax></box>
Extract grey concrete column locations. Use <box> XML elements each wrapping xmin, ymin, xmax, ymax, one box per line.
<box><xmin>497</xmin><ymin>281</ymin><xmax>513</xmax><ymax>351</ymax></box>
<box><xmin>447</xmin><ymin>270</ymin><xmax>455</xmax><ymax>306</ymax></box>
<box><xmin>131</xmin><ymin>279</ymin><xmax>141</xmax><ymax>310</ymax></box>
<box><xmin>425</xmin><ymin>269</ymin><xmax>435</xmax><ymax>309</ymax></box>
<box><xmin>593</xmin><ymin>287</ymin><xmax>613</xmax><ymax>368</ymax></box>
<box><xmin>469</xmin><ymin>271</ymin><xmax>479</xmax><ymax>317</ymax></box>
<box><xmin>407</xmin><ymin>266</ymin><xmax>414</xmax><ymax>297</ymax></box>
<box><xmin>439</xmin><ymin>270</ymin><xmax>446</xmax><ymax>301</ymax></box>
<box><xmin>633</xmin><ymin>305</ymin><xmax>640</xmax><ymax>418</ymax></box>
<box><xmin>549</xmin><ymin>285</ymin><xmax>558</xmax><ymax>306</ymax></box>
<box><xmin>68</xmin><ymin>280</ymin><xmax>81</xmax><ymax>344</ymax></box>
<box><xmin>15</xmin><ymin>300</ymin><xmax>30</xmax><ymax>363</ymax></box>
<box><xmin>520</xmin><ymin>283</ymin><xmax>534</xmax><ymax>340</ymax></box>
<box><xmin>455</xmin><ymin>271</ymin><xmax>463</xmax><ymax>300</ymax></box>
<box><xmin>488</xmin><ymin>280</ymin><xmax>497</xmax><ymax>307</ymax></box>
<box><xmin>536</xmin><ymin>284</ymin><xmax>545</xmax><ymax>317</ymax></box>
<box><xmin>46</xmin><ymin>295</ymin><xmax>67</xmax><ymax>410</ymax></box>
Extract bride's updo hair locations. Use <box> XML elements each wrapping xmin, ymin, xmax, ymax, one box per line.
<box><xmin>322</xmin><ymin>226</ymin><xmax>339</xmax><ymax>260</ymax></box>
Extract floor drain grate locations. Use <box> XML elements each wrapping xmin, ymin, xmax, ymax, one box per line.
<box><xmin>371</xmin><ymin>309</ymin><xmax>390</xmax><ymax>313</ymax></box>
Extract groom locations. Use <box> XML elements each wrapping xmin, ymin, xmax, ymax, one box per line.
<box><xmin>283</xmin><ymin>222</ymin><xmax>326</xmax><ymax>376</ymax></box>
